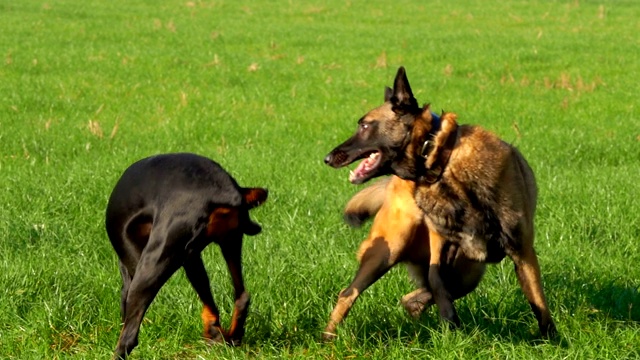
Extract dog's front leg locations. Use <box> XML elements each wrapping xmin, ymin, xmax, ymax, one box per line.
<box><xmin>427</xmin><ymin>229</ymin><xmax>460</xmax><ymax>327</ymax></box>
<box><xmin>323</xmin><ymin>237</ymin><xmax>395</xmax><ymax>341</ymax></box>
<box><xmin>220</xmin><ymin>238</ymin><xmax>250</xmax><ymax>346</ymax></box>
<box><xmin>183</xmin><ymin>253</ymin><xmax>226</xmax><ymax>343</ymax></box>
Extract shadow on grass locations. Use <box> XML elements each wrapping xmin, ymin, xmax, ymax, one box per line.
<box><xmin>337</xmin><ymin>304</ymin><xmax>569</xmax><ymax>349</ymax></box>
<box><xmin>314</xmin><ymin>269</ymin><xmax>639</xmax><ymax>349</ymax></box>
<box><xmin>241</xmin><ymin>297</ymin><xmax>564</xmax><ymax>352</ymax></box>
<box><xmin>199</xmin><ymin>266</ymin><xmax>638</xmax><ymax>354</ymax></box>
<box><xmin>545</xmin><ymin>270</ymin><xmax>640</xmax><ymax>323</ymax></box>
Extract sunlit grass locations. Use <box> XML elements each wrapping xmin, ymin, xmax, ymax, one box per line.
<box><xmin>0</xmin><ymin>0</ymin><xmax>638</xmax><ymax>358</ymax></box>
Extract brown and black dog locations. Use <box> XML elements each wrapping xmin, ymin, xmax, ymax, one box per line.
<box><xmin>105</xmin><ymin>153</ymin><xmax>267</xmax><ymax>358</ymax></box>
<box><xmin>325</xmin><ymin>67</ymin><xmax>556</xmax><ymax>338</ymax></box>
<box><xmin>322</xmin><ymin>175</ymin><xmax>486</xmax><ymax>340</ymax></box>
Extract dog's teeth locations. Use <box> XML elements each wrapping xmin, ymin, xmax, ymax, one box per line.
<box><xmin>349</xmin><ymin>170</ymin><xmax>356</xmax><ymax>182</ymax></box>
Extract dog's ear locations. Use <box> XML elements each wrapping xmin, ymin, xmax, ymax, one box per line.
<box><xmin>240</xmin><ymin>188</ymin><xmax>266</xmax><ymax>236</ymax></box>
<box><xmin>242</xmin><ymin>187</ymin><xmax>268</xmax><ymax>209</ymax></box>
<box><xmin>425</xmin><ymin>111</ymin><xmax>459</xmax><ymax>170</ymax></box>
<box><xmin>421</xmin><ymin>103</ymin><xmax>433</xmax><ymax>120</ymax></box>
<box><xmin>384</xmin><ymin>86</ymin><xmax>393</xmax><ymax>102</ymax></box>
<box><xmin>391</xmin><ymin>66</ymin><xmax>418</xmax><ymax>113</ymax></box>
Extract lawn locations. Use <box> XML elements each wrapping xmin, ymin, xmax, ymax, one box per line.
<box><xmin>0</xmin><ymin>0</ymin><xmax>638</xmax><ymax>358</ymax></box>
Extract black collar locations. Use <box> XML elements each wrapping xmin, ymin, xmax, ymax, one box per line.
<box><xmin>419</xmin><ymin>112</ymin><xmax>441</xmax><ymax>159</ymax></box>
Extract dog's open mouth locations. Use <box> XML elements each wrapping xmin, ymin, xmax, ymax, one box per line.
<box><xmin>349</xmin><ymin>151</ymin><xmax>381</xmax><ymax>184</ymax></box>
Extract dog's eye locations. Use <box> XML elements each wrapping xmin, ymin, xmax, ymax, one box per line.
<box><xmin>360</xmin><ymin>123</ymin><xmax>369</xmax><ymax>131</ymax></box>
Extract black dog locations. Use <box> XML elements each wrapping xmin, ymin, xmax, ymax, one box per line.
<box><xmin>105</xmin><ymin>153</ymin><xmax>267</xmax><ymax>358</ymax></box>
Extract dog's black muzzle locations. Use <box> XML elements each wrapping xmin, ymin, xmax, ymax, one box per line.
<box><xmin>324</xmin><ymin>150</ymin><xmax>350</xmax><ymax>168</ymax></box>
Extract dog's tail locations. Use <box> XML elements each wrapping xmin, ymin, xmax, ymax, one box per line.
<box><xmin>343</xmin><ymin>177</ymin><xmax>390</xmax><ymax>228</ymax></box>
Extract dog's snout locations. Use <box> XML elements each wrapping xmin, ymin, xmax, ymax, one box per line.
<box><xmin>324</xmin><ymin>153</ymin><xmax>334</xmax><ymax>165</ymax></box>
<box><xmin>324</xmin><ymin>151</ymin><xmax>347</xmax><ymax>167</ymax></box>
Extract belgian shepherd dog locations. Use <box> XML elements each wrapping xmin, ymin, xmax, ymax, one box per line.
<box><xmin>322</xmin><ymin>175</ymin><xmax>486</xmax><ymax>340</ymax></box>
<box><xmin>324</xmin><ymin>67</ymin><xmax>556</xmax><ymax>337</ymax></box>
<box><xmin>106</xmin><ymin>153</ymin><xmax>268</xmax><ymax>358</ymax></box>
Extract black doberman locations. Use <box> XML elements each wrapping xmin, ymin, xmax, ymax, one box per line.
<box><xmin>105</xmin><ymin>153</ymin><xmax>267</xmax><ymax>358</ymax></box>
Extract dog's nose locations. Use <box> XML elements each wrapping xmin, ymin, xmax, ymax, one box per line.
<box><xmin>324</xmin><ymin>153</ymin><xmax>333</xmax><ymax>165</ymax></box>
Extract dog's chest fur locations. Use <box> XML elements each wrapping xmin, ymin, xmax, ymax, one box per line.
<box><xmin>415</xmin><ymin>125</ymin><xmax>534</xmax><ymax>263</ymax></box>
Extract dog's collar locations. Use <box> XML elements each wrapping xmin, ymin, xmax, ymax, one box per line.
<box><xmin>419</xmin><ymin>112</ymin><xmax>441</xmax><ymax>159</ymax></box>
<box><xmin>419</xmin><ymin>112</ymin><xmax>457</xmax><ymax>184</ymax></box>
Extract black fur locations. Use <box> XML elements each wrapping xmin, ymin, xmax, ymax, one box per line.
<box><xmin>106</xmin><ymin>153</ymin><xmax>266</xmax><ymax>358</ymax></box>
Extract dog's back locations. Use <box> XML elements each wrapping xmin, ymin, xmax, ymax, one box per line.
<box><xmin>415</xmin><ymin>122</ymin><xmax>538</xmax><ymax>263</ymax></box>
<box><xmin>106</xmin><ymin>153</ymin><xmax>246</xmax><ymax>266</ymax></box>
<box><xmin>106</xmin><ymin>153</ymin><xmax>243</xmax><ymax>221</ymax></box>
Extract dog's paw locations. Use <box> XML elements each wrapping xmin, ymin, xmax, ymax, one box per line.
<box><xmin>343</xmin><ymin>212</ymin><xmax>367</xmax><ymax>228</ymax></box>
<box><xmin>439</xmin><ymin>308</ymin><xmax>461</xmax><ymax>329</ymax></box>
<box><xmin>204</xmin><ymin>326</ymin><xmax>226</xmax><ymax>345</ymax></box>
<box><xmin>227</xmin><ymin>327</ymin><xmax>245</xmax><ymax>347</ymax></box>
<box><xmin>228</xmin><ymin>336</ymin><xmax>243</xmax><ymax>347</ymax></box>
<box><xmin>541</xmin><ymin>321</ymin><xmax>558</xmax><ymax>339</ymax></box>
<box><xmin>401</xmin><ymin>290</ymin><xmax>433</xmax><ymax>319</ymax></box>
<box><xmin>321</xmin><ymin>331</ymin><xmax>338</xmax><ymax>342</ymax></box>
<box><xmin>403</xmin><ymin>300</ymin><xmax>427</xmax><ymax>319</ymax></box>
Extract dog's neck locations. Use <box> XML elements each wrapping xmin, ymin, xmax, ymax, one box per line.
<box><xmin>413</xmin><ymin>111</ymin><xmax>459</xmax><ymax>184</ymax></box>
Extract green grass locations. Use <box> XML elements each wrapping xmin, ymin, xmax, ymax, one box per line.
<box><xmin>1</xmin><ymin>0</ymin><xmax>639</xmax><ymax>358</ymax></box>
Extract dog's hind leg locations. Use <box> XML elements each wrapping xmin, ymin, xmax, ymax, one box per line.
<box><xmin>114</xmin><ymin>227</ymin><xmax>186</xmax><ymax>359</ymax></box>
<box><xmin>118</xmin><ymin>262</ymin><xmax>133</xmax><ymax>324</ymax></box>
<box><xmin>427</xmin><ymin>229</ymin><xmax>460</xmax><ymax>327</ymax></box>
<box><xmin>183</xmin><ymin>253</ymin><xmax>226</xmax><ymax>343</ymax></box>
<box><xmin>323</xmin><ymin>236</ymin><xmax>396</xmax><ymax>341</ymax></box>
<box><xmin>220</xmin><ymin>237</ymin><xmax>250</xmax><ymax>346</ymax></box>
<box><xmin>510</xmin><ymin>244</ymin><xmax>556</xmax><ymax>338</ymax></box>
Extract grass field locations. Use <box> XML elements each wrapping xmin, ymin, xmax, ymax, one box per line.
<box><xmin>1</xmin><ymin>0</ymin><xmax>639</xmax><ymax>358</ymax></box>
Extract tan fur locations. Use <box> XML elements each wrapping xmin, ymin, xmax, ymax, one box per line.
<box><xmin>356</xmin><ymin>176</ymin><xmax>426</xmax><ymax>264</ymax></box>
<box><xmin>323</xmin><ymin>175</ymin><xmax>485</xmax><ymax>339</ymax></box>
<box><xmin>410</xmin><ymin>110</ymin><xmax>554</xmax><ymax>336</ymax></box>
<box><xmin>324</xmin><ymin>66</ymin><xmax>555</xmax><ymax>338</ymax></box>
<box><xmin>206</xmin><ymin>207</ymin><xmax>239</xmax><ymax>237</ymax></box>
<box><xmin>425</xmin><ymin>112</ymin><xmax>459</xmax><ymax>171</ymax></box>
<box><xmin>343</xmin><ymin>177</ymin><xmax>391</xmax><ymax>227</ymax></box>
<box><xmin>412</xmin><ymin>111</ymin><xmax>536</xmax><ymax>262</ymax></box>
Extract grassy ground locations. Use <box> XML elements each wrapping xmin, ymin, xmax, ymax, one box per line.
<box><xmin>1</xmin><ymin>0</ymin><xmax>639</xmax><ymax>358</ymax></box>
